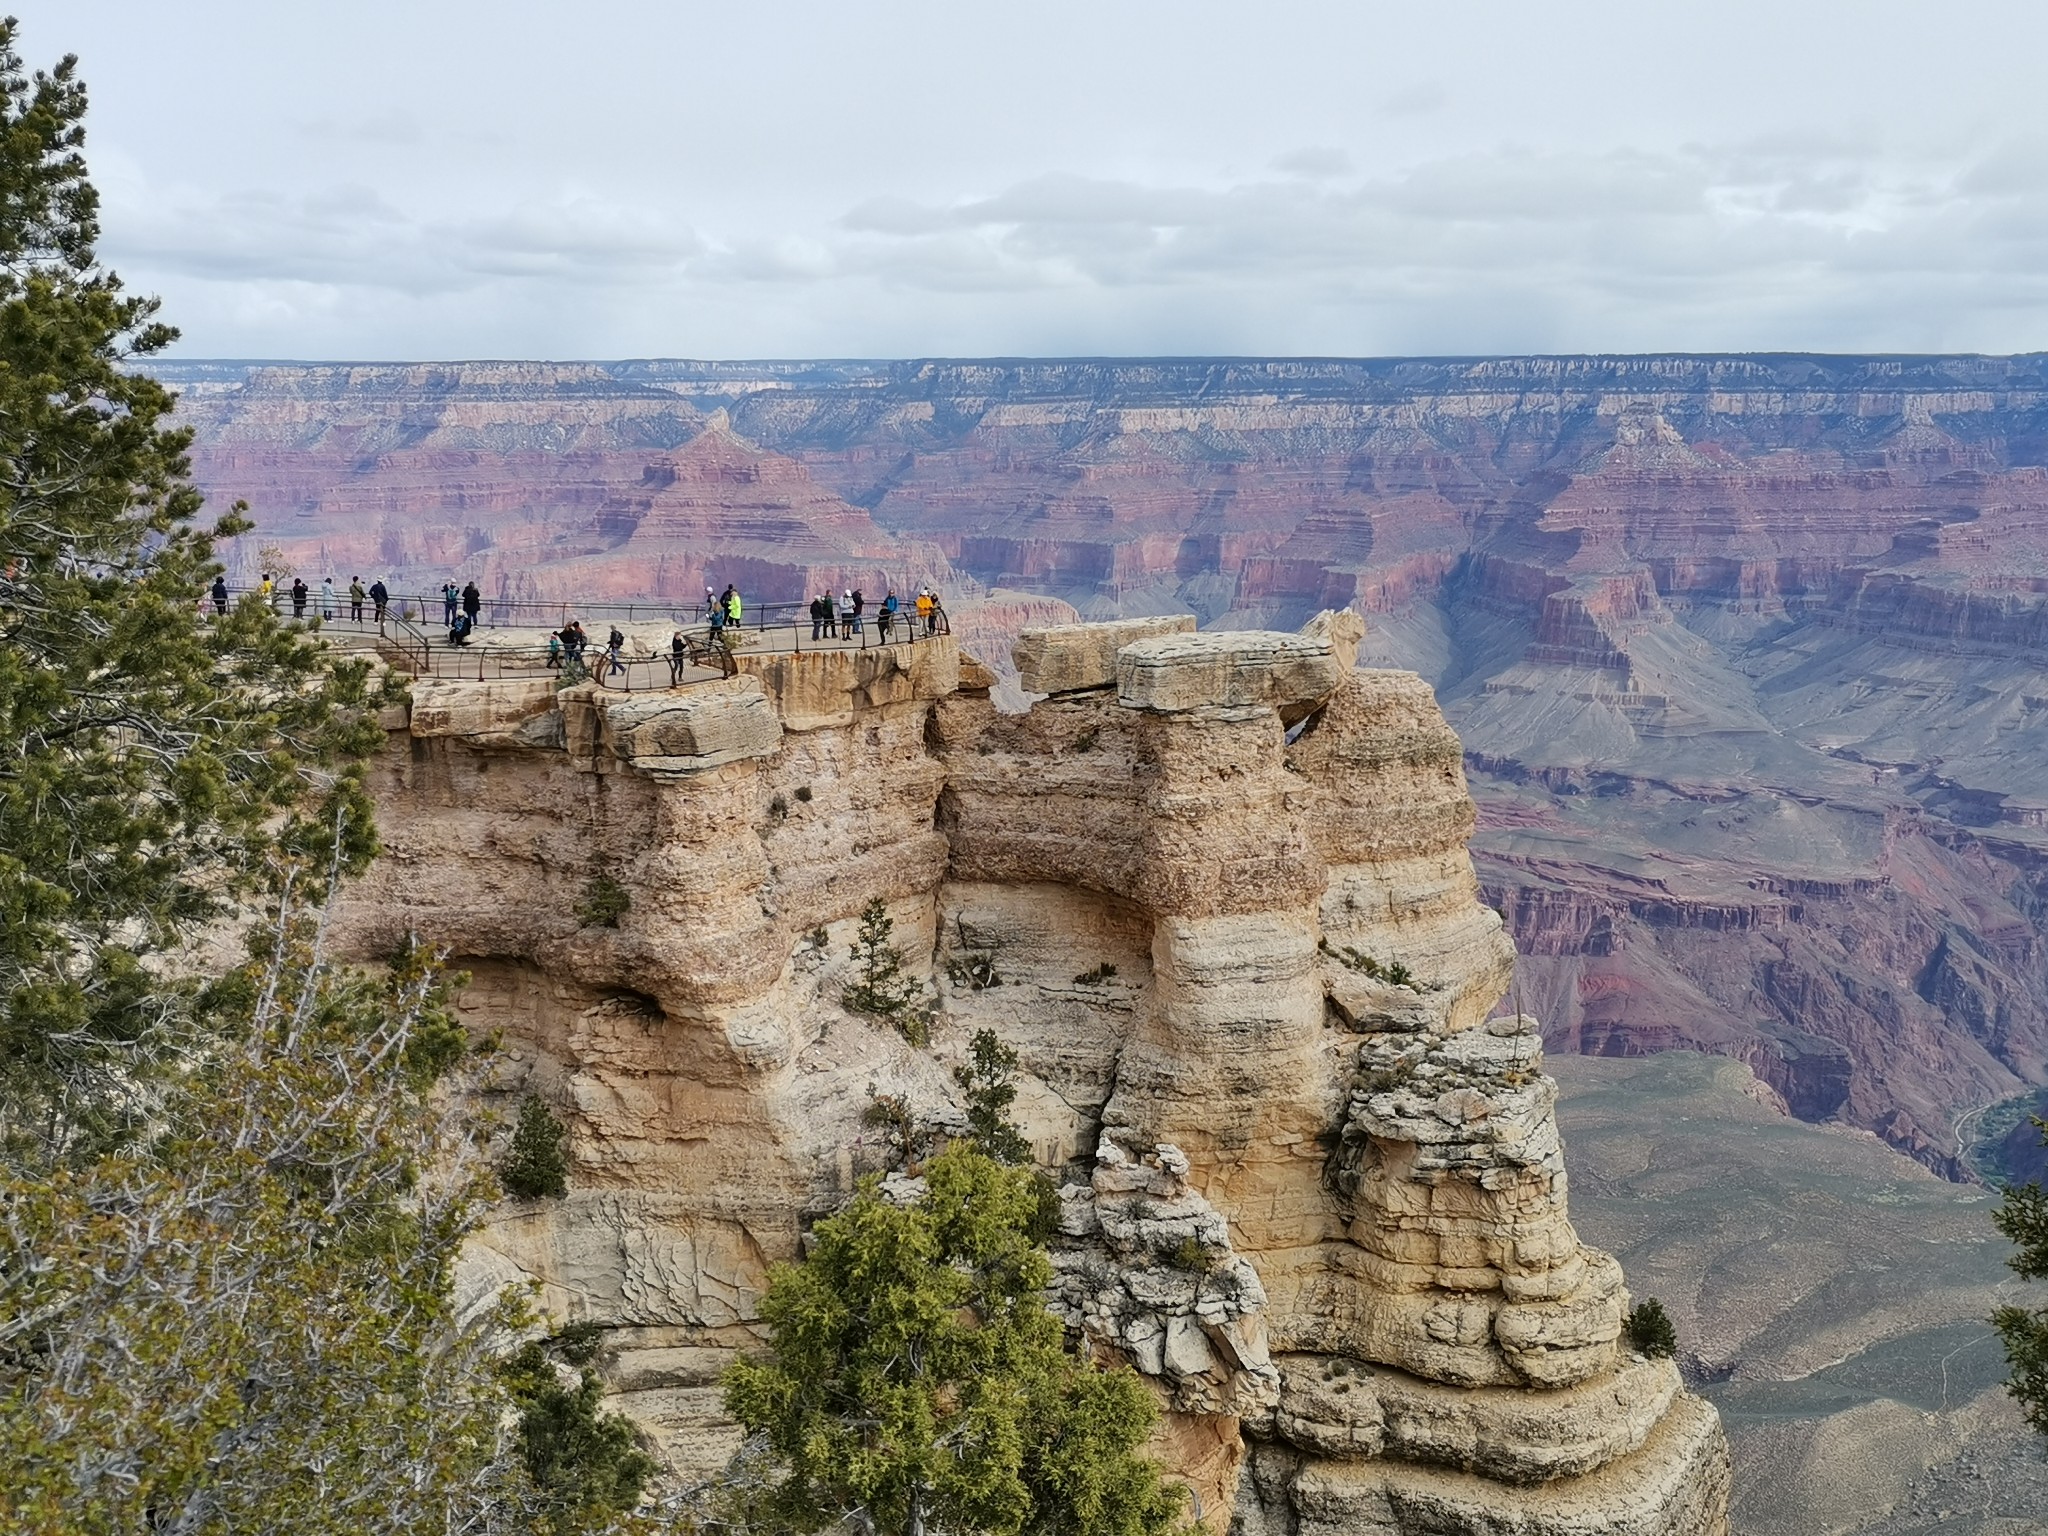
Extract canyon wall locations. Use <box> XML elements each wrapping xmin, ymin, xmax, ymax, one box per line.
<box><xmin>167</xmin><ymin>354</ymin><xmax>2048</xmax><ymax>1173</ymax></box>
<box><xmin>330</xmin><ymin>619</ymin><xmax>1728</xmax><ymax>1535</ymax></box>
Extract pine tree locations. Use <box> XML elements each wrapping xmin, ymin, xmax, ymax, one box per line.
<box><xmin>0</xmin><ymin>871</ymin><xmax>531</xmax><ymax>1533</ymax></box>
<box><xmin>721</xmin><ymin>1142</ymin><xmax>1186</xmax><ymax>1536</ymax></box>
<box><xmin>1625</xmin><ymin>1297</ymin><xmax>1678</xmax><ymax>1360</ymax></box>
<box><xmin>502</xmin><ymin>1093</ymin><xmax>572</xmax><ymax>1199</ymax></box>
<box><xmin>957</xmin><ymin>1028</ymin><xmax>1030</xmax><ymax>1165</ymax></box>
<box><xmin>500</xmin><ymin>1331</ymin><xmax>656</xmax><ymax>1531</ymax></box>
<box><xmin>0</xmin><ymin>20</ymin><xmax>400</xmax><ymax>1157</ymax></box>
<box><xmin>0</xmin><ymin>31</ymin><xmax>640</xmax><ymax>1534</ymax></box>
<box><xmin>1992</xmin><ymin>1118</ymin><xmax>2048</xmax><ymax>1441</ymax></box>
<box><xmin>843</xmin><ymin>897</ymin><xmax>929</xmax><ymax>1040</ymax></box>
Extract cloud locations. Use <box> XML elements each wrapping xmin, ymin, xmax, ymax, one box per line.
<box><xmin>1377</xmin><ymin>82</ymin><xmax>1448</xmax><ymax>118</ymax></box>
<box><xmin>1272</xmin><ymin>147</ymin><xmax>1353</xmax><ymax>180</ymax></box>
<box><xmin>104</xmin><ymin>135</ymin><xmax>2048</xmax><ymax>357</ymax></box>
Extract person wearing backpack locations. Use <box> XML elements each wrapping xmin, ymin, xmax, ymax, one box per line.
<box><xmin>606</xmin><ymin>626</ymin><xmax>627</xmax><ymax>679</ymax></box>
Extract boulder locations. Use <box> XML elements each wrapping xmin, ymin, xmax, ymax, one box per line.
<box><xmin>1300</xmin><ymin>608</ymin><xmax>1366</xmax><ymax>673</ymax></box>
<box><xmin>602</xmin><ymin>677</ymin><xmax>781</xmax><ymax>772</ymax></box>
<box><xmin>1013</xmin><ymin>614</ymin><xmax>1196</xmax><ymax>694</ymax></box>
<box><xmin>408</xmin><ymin>677</ymin><xmax>559</xmax><ymax>738</ymax></box>
<box><xmin>1114</xmin><ymin>630</ymin><xmax>1345</xmax><ymax>718</ymax></box>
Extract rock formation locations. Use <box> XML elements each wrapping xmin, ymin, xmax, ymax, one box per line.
<box><xmin>167</xmin><ymin>355</ymin><xmax>2048</xmax><ymax>1175</ymax></box>
<box><xmin>331</xmin><ymin>613</ymin><xmax>1729</xmax><ymax>1534</ymax></box>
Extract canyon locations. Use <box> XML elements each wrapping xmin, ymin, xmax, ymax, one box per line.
<box><xmin>328</xmin><ymin>616</ymin><xmax>1730</xmax><ymax>1534</ymax></box>
<box><xmin>167</xmin><ymin>358</ymin><xmax>2048</xmax><ymax>1179</ymax></box>
<box><xmin>165</xmin><ymin>353</ymin><xmax>2048</xmax><ymax>1178</ymax></box>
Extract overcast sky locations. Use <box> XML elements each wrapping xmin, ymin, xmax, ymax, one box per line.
<box><xmin>51</xmin><ymin>1</ymin><xmax>2048</xmax><ymax>360</ymax></box>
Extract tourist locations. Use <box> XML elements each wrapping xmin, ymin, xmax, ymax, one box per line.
<box><xmin>442</xmin><ymin>581</ymin><xmax>459</xmax><ymax>626</ymax></box>
<box><xmin>837</xmin><ymin>589</ymin><xmax>855</xmax><ymax>639</ymax></box>
<box><xmin>915</xmin><ymin>587</ymin><xmax>934</xmax><ymax>636</ymax></box>
<box><xmin>348</xmin><ymin>576</ymin><xmax>366</xmax><ymax>622</ymax></box>
<box><xmin>449</xmin><ymin>611</ymin><xmax>472</xmax><ymax>646</ymax></box>
<box><xmin>369</xmin><ymin>577</ymin><xmax>389</xmax><ymax>622</ymax></box>
<box><xmin>319</xmin><ymin>576</ymin><xmax>336</xmax><ymax>620</ymax></box>
<box><xmin>669</xmin><ymin>628</ymin><xmax>687</xmax><ymax>684</ymax></box>
<box><xmin>704</xmin><ymin>586</ymin><xmax>718</xmax><ymax>622</ymax></box>
<box><xmin>878</xmin><ymin>589</ymin><xmax>898</xmax><ymax>640</ymax></box>
<box><xmin>461</xmin><ymin>581</ymin><xmax>482</xmax><ymax>631</ymax></box>
<box><xmin>850</xmin><ymin>588</ymin><xmax>865</xmax><ymax>635</ymax></box>
<box><xmin>926</xmin><ymin>586</ymin><xmax>943</xmax><ymax>635</ymax></box>
<box><xmin>721</xmin><ymin>584</ymin><xmax>741</xmax><ymax>627</ymax></box>
<box><xmin>606</xmin><ymin>626</ymin><xmax>627</xmax><ymax>678</ymax></box>
<box><xmin>546</xmin><ymin>630</ymin><xmax>563</xmax><ymax>670</ymax></box>
<box><xmin>288</xmin><ymin>577</ymin><xmax>306</xmax><ymax>618</ymax></box>
<box><xmin>810</xmin><ymin>592</ymin><xmax>830</xmax><ymax>641</ymax></box>
<box><xmin>210</xmin><ymin>575</ymin><xmax>229</xmax><ymax>615</ymax></box>
<box><xmin>259</xmin><ymin>572</ymin><xmax>275</xmax><ymax>610</ymax></box>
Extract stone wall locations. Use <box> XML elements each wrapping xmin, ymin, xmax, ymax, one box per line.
<box><xmin>333</xmin><ymin>614</ymin><xmax>1729</xmax><ymax>1535</ymax></box>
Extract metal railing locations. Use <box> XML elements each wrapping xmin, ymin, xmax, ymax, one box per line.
<box><xmin>208</xmin><ymin>582</ymin><xmax>950</xmax><ymax>692</ymax></box>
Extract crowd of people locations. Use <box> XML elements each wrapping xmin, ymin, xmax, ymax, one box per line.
<box><xmin>806</xmin><ymin>585</ymin><xmax>945</xmax><ymax>641</ymax></box>
<box><xmin>208</xmin><ymin>572</ymin><xmax>947</xmax><ymax>688</ymax></box>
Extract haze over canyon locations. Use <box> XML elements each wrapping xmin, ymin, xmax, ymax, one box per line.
<box><xmin>164</xmin><ymin>352</ymin><xmax>2048</xmax><ymax>1184</ymax></box>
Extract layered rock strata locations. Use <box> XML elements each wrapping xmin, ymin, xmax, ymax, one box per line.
<box><xmin>332</xmin><ymin>614</ymin><xmax>1728</xmax><ymax>1534</ymax></box>
<box><xmin>172</xmin><ymin>354</ymin><xmax>2048</xmax><ymax>1173</ymax></box>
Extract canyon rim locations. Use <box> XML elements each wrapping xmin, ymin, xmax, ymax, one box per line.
<box><xmin>327</xmin><ymin>612</ymin><xmax>1733</xmax><ymax>1534</ymax></box>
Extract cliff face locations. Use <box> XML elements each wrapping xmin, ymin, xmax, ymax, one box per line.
<box><xmin>168</xmin><ymin>354</ymin><xmax>2048</xmax><ymax>1176</ymax></box>
<box><xmin>331</xmin><ymin>617</ymin><xmax>1729</xmax><ymax>1534</ymax></box>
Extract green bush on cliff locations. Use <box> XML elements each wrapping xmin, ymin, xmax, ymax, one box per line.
<box><xmin>843</xmin><ymin>897</ymin><xmax>931</xmax><ymax>1042</ymax></box>
<box><xmin>503</xmin><ymin>1094</ymin><xmax>572</xmax><ymax>1199</ymax></box>
<box><xmin>500</xmin><ymin>1332</ymin><xmax>656</xmax><ymax>1532</ymax></box>
<box><xmin>956</xmin><ymin>1028</ymin><xmax>1031</xmax><ymax>1165</ymax></box>
<box><xmin>1625</xmin><ymin>1297</ymin><xmax>1679</xmax><ymax>1359</ymax></box>
<box><xmin>720</xmin><ymin>1142</ymin><xmax>1186</xmax><ymax>1536</ymax></box>
<box><xmin>575</xmin><ymin>870</ymin><xmax>632</xmax><ymax>928</ymax></box>
<box><xmin>1992</xmin><ymin>1116</ymin><xmax>2048</xmax><ymax>1441</ymax></box>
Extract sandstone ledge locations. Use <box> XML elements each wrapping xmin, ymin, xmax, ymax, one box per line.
<box><xmin>1013</xmin><ymin>614</ymin><xmax>1195</xmax><ymax>694</ymax></box>
<box><xmin>1269</xmin><ymin>1353</ymin><xmax>1681</xmax><ymax>1485</ymax></box>
<box><xmin>1115</xmin><ymin>629</ymin><xmax>1345</xmax><ymax>718</ymax></box>
<box><xmin>1256</xmin><ymin>1391</ymin><xmax>1730</xmax><ymax>1536</ymax></box>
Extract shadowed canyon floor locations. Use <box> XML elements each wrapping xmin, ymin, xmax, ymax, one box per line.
<box><xmin>1550</xmin><ymin>1053</ymin><xmax>2044</xmax><ymax>1536</ymax></box>
<box><xmin>163</xmin><ymin>354</ymin><xmax>2048</xmax><ymax>1177</ymax></box>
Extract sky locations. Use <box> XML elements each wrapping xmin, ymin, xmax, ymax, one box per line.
<box><xmin>51</xmin><ymin>1</ymin><xmax>2048</xmax><ymax>360</ymax></box>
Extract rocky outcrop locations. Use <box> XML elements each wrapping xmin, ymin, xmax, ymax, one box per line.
<box><xmin>171</xmin><ymin>355</ymin><xmax>2048</xmax><ymax>1173</ymax></box>
<box><xmin>340</xmin><ymin>618</ymin><xmax>1726</xmax><ymax>1530</ymax></box>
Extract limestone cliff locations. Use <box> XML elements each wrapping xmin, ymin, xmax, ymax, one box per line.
<box><xmin>332</xmin><ymin>615</ymin><xmax>1730</xmax><ymax>1535</ymax></box>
